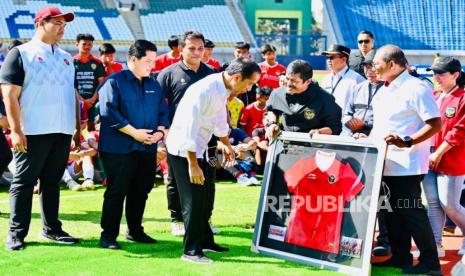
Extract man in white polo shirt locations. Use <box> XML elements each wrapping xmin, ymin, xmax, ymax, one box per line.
<box><xmin>321</xmin><ymin>44</ymin><xmax>364</xmax><ymax>112</ymax></box>
<box><xmin>0</xmin><ymin>7</ymin><xmax>80</xmax><ymax>251</ymax></box>
<box><xmin>369</xmin><ymin>45</ymin><xmax>442</xmax><ymax>275</ymax></box>
<box><xmin>166</xmin><ymin>57</ymin><xmax>261</xmax><ymax>264</ymax></box>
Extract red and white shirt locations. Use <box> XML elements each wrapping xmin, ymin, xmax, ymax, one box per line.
<box><xmin>239</xmin><ymin>101</ymin><xmax>266</xmax><ymax>136</ymax></box>
<box><xmin>258</xmin><ymin>61</ymin><xmax>286</xmax><ymax>89</ymax></box>
<box><xmin>283</xmin><ymin>153</ymin><xmax>364</xmax><ymax>254</ymax></box>
<box><xmin>151</xmin><ymin>52</ymin><xmax>182</xmax><ymax>74</ymax></box>
<box><xmin>205</xmin><ymin>58</ymin><xmax>221</xmax><ymax>71</ymax></box>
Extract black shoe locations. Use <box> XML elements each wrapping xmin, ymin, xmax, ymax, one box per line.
<box><xmin>6</xmin><ymin>237</ymin><xmax>24</xmax><ymax>251</ymax></box>
<box><xmin>42</xmin><ymin>230</ymin><xmax>79</xmax><ymax>245</ymax></box>
<box><xmin>202</xmin><ymin>243</ymin><xmax>230</xmax><ymax>253</ymax></box>
<box><xmin>100</xmin><ymin>237</ymin><xmax>121</xmax><ymax>249</ymax></box>
<box><xmin>402</xmin><ymin>263</ymin><xmax>442</xmax><ymax>275</ymax></box>
<box><xmin>126</xmin><ymin>232</ymin><xmax>157</xmax><ymax>244</ymax></box>
<box><xmin>371</xmin><ymin>257</ymin><xmax>412</xmax><ymax>268</ymax></box>
<box><xmin>181</xmin><ymin>254</ymin><xmax>213</xmax><ymax>264</ymax></box>
<box><xmin>373</xmin><ymin>244</ymin><xmax>391</xmax><ymax>256</ymax></box>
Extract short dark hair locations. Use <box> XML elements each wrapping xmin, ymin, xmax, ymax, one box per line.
<box><xmin>99</xmin><ymin>43</ymin><xmax>116</xmax><ymax>55</ymax></box>
<box><xmin>128</xmin><ymin>39</ymin><xmax>157</xmax><ymax>59</ymax></box>
<box><xmin>359</xmin><ymin>30</ymin><xmax>374</xmax><ymax>39</ymax></box>
<box><xmin>235</xmin><ymin>42</ymin><xmax>250</xmax><ymax>50</ymax></box>
<box><xmin>260</xmin><ymin>44</ymin><xmax>276</xmax><ymax>55</ymax></box>
<box><xmin>286</xmin><ymin>60</ymin><xmax>313</xmax><ymax>82</ymax></box>
<box><xmin>76</xmin><ymin>33</ymin><xmax>95</xmax><ymax>42</ymax></box>
<box><xmin>225</xmin><ymin>57</ymin><xmax>261</xmax><ymax>80</ymax></box>
<box><xmin>8</xmin><ymin>39</ymin><xmax>22</xmax><ymax>52</ymax></box>
<box><xmin>204</xmin><ymin>39</ymin><xmax>215</xmax><ymax>48</ymax></box>
<box><xmin>179</xmin><ymin>31</ymin><xmax>205</xmax><ymax>48</ymax></box>
<box><xmin>256</xmin><ymin>86</ymin><xmax>273</xmax><ymax>97</ymax></box>
<box><xmin>167</xmin><ymin>35</ymin><xmax>180</xmax><ymax>49</ymax></box>
<box><xmin>378</xmin><ymin>45</ymin><xmax>408</xmax><ymax>67</ymax></box>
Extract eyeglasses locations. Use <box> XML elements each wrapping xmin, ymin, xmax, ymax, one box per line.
<box><xmin>327</xmin><ymin>55</ymin><xmax>342</xmax><ymax>60</ymax></box>
<box><xmin>358</xmin><ymin>39</ymin><xmax>371</xmax><ymax>44</ymax></box>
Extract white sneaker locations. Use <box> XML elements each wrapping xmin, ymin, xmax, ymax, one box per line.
<box><xmin>171</xmin><ymin>222</ymin><xmax>185</xmax><ymax>236</ymax></box>
<box><xmin>237</xmin><ymin>174</ymin><xmax>252</xmax><ymax>186</ymax></box>
<box><xmin>412</xmin><ymin>244</ymin><xmax>445</xmax><ymax>258</ymax></box>
<box><xmin>458</xmin><ymin>239</ymin><xmax>465</xmax><ymax>256</ymax></box>
<box><xmin>81</xmin><ymin>179</ymin><xmax>95</xmax><ymax>190</ymax></box>
<box><xmin>66</xmin><ymin>180</ymin><xmax>82</xmax><ymax>191</ymax></box>
<box><xmin>248</xmin><ymin>175</ymin><xmax>260</xmax><ymax>185</ymax></box>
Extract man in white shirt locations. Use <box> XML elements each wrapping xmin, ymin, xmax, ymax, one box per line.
<box><xmin>369</xmin><ymin>45</ymin><xmax>442</xmax><ymax>275</ymax></box>
<box><xmin>0</xmin><ymin>7</ymin><xmax>80</xmax><ymax>251</ymax></box>
<box><xmin>166</xmin><ymin>57</ymin><xmax>261</xmax><ymax>264</ymax></box>
<box><xmin>321</xmin><ymin>44</ymin><xmax>364</xmax><ymax>112</ymax></box>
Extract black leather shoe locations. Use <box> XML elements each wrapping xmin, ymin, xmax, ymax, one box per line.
<box><xmin>373</xmin><ymin>244</ymin><xmax>391</xmax><ymax>256</ymax></box>
<box><xmin>371</xmin><ymin>257</ymin><xmax>412</xmax><ymax>268</ymax></box>
<box><xmin>202</xmin><ymin>243</ymin><xmax>230</xmax><ymax>253</ymax></box>
<box><xmin>402</xmin><ymin>263</ymin><xmax>442</xmax><ymax>275</ymax></box>
<box><xmin>100</xmin><ymin>237</ymin><xmax>121</xmax><ymax>249</ymax></box>
<box><xmin>6</xmin><ymin>237</ymin><xmax>24</xmax><ymax>251</ymax></box>
<box><xmin>126</xmin><ymin>232</ymin><xmax>157</xmax><ymax>244</ymax></box>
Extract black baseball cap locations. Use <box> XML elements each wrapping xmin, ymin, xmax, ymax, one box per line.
<box><xmin>322</xmin><ymin>44</ymin><xmax>351</xmax><ymax>57</ymax></box>
<box><xmin>427</xmin><ymin>56</ymin><xmax>462</xmax><ymax>74</ymax></box>
<box><xmin>235</xmin><ymin>41</ymin><xmax>250</xmax><ymax>50</ymax></box>
<box><xmin>361</xmin><ymin>51</ymin><xmax>376</xmax><ymax>65</ymax></box>
<box><xmin>204</xmin><ymin>39</ymin><xmax>215</xmax><ymax>48</ymax></box>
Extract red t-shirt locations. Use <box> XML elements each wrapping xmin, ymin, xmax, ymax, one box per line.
<box><xmin>283</xmin><ymin>155</ymin><xmax>364</xmax><ymax>254</ymax></box>
<box><xmin>151</xmin><ymin>53</ymin><xmax>182</xmax><ymax>74</ymax></box>
<box><xmin>258</xmin><ymin>62</ymin><xmax>286</xmax><ymax>89</ymax></box>
<box><xmin>104</xmin><ymin>62</ymin><xmax>123</xmax><ymax>79</ymax></box>
<box><xmin>205</xmin><ymin>58</ymin><xmax>221</xmax><ymax>71</ymax></box>
<box><xmin>239</xmin><ymin>102</ymin><xmax>266</xmax><ymax>136</ymax></box>
<box><xmin>433</xmin><ymin>88</ymin><xmax>465</xmax><ymax>175</ymax></box>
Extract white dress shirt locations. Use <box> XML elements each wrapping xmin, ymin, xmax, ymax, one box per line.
<box><xmin>321</xmin><ymin>65</ymin><xmax>365</xmax><ymax>112</ymax></box>
<box><xmin>370</xmin><ymin>70</ymin><xmax>439</xmax><ymax>176</ymax></box>
<box><xmin>166</xmin><ymin>73</ymin><xmax>230</xmax><ymax>158</ymax></box>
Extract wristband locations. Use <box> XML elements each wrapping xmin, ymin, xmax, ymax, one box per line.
<box><xmin>154</xmin><ymin>130</ymin><xmax>165</xmax><ymax>138</ymax></box>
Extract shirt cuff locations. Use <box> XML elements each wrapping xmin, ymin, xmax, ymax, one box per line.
<box><xmin>111</xmin><ymin>119</ymin><xmax>129</xmax><ymax>129</ymax></box>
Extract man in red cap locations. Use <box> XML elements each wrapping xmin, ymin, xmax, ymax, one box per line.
<box><xmin>0</xmin><ymin>6</ymin><xmax>80</xmax><ymax>251</ymax></box>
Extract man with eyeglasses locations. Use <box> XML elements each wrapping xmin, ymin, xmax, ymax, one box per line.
<box><xmin>0</xmin><ymin>7</ymin><xmax>80</xmax><ymax>251</ymax></box>
<box><xmin>321</xmin><ymin>44</ymin><xmax>364</xmax><ymax>112</ymax></box>
<box><xmin>349</xmin><ymin>30</ymin><xmax>376</xmax><ymax>78</ymax></box>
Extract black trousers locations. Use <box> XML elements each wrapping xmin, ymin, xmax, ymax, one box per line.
<box><xmin>9</xmin><ymin>134</ymin><xmax>71</xmax><ymax>240</ymax></box>
<box><xmin>0</xmin><ymin>130</ymin><xmax>12</xmax><ymax>173</ymax></box>
<box><xmin>100</xmin><ymin>151</ymin><xmax>156</xmax><ymax>240</ymax></box>
<box><xmin>166</xmin><ymin>138</ymin><xmax>217</xmax><ymax>223</ymax></box>
<box><xmin>167</xmin><ymin>153</ymin><xmax>215</xmax><ymax>256</ymax></box>
<box><xmin>382</xmin><ymin>175</ymin><xmax>440</xmax><ymax>269</ymax></box>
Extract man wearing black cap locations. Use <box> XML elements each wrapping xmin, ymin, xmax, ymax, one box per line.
<box><xmin>0</xmin><ymin>6</ymin><xmax>80</xmax><ymax>251</ymax></box>
<box><xmin>202</xmin><ymin>39</ymin><xmax>221</xmax><ymax>71</ymax></box>
<box><xmin>321</xmin><ymin>44</ymin><xmax>364</xmax><ymax>112</ymax></box>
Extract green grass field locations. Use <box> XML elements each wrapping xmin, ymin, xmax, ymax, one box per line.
<box><xmin>0</xmin><ymin>180</ymin><xmax>400</xmax><ymax>275</ymax></box>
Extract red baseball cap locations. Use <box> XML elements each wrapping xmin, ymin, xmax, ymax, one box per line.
<box><xmin>34</xmin><ymin>7</ymin><xmax>74</xmax><ymax>23</ymax></box>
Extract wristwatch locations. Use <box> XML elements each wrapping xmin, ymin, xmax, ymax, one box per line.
<box><xmin>403</xmin><ymin>136</ymin><xmax>413</xmax><ymax>147</ymax></box>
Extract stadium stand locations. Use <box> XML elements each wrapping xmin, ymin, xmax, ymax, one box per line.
<box><xmin>140</xmin><ymin>0</ymin><xmax>246</xmax><ymax>47</ymax></box>
<box><xmin>0</xmin><ymin>0</ymin><xmax>134</xmax><ymax>42</ymax></box>
<box><xmin>324</xmin><ymin>0</ymin><xmax>465</xmax><ymax>50</ymax></box>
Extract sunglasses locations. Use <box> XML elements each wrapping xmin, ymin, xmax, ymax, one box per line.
<box><xmin>358</xmin><ymin>39</ymin><xmax>371</xmax><ymax>44</ymax></box>
<box><xmin>327</xmin><ymin>55</ymin><xmax>343</xmax><ymax>60</ymax></box>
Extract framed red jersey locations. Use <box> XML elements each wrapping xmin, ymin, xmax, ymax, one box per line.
<box><xmin>258</xmin><ymin>62</ymin><xmax>286</xmax><ymax>89</ymax></box>
<box><xmin>252</xmin><ymin>132</ymin><xmax>387</xmax><ymax>276</ymax></box>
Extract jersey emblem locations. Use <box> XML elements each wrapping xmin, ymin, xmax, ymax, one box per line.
<box><xmin>303</xmin><ymin>109</ymin><xmax>315</xmax><ymax>120</ymax></box>
<box><xmin>91</xmin><ymin>63</ymin><xmax>97</xmax><ymax>70</ymax></box>
<box><xmin>37</xmin><ymin>56</ymin><xmax>45</xmax><ymax>63</ymax></box>
<box><xmin>328</xmin><ymin>175</ymin><xmax>336</xmax><ymax>184</ymax></box>
<box><xmin>180</xmin><ymin>78</ymin><xmax>186</xmax><ymax>84</ymax></box>
<box><xmin>445</xmin><ymin>106</ymin><xmax>456</xmax><ymax>118</ymax></box>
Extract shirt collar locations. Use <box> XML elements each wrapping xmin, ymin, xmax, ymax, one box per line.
<box><xmin>73</xmin><ymin>54</ymin><xmax>99</xmax><ymax>64</ymax></box>
<box><xmin>333</xmin><ymin>65</ymin><xmax>349</xmax><ymax>78</ymax></box>
<box><xmin>179</xmin><ymin>60</ymin><xmax>209</xmax><ymax>73</ymax></box>
<box><xmin>387</xmin><ymin>70</ymin><xmax>410</xmax><ymax>89</ymax></box>
<box><xmin>124</xmin><ymin>69</ymin><xmax>148</xmax><ymax>83</ymax></box>
<box><xmin>31</xmin><ymin>35</ymin><xmax>56</xmax><ymax>54</ymax></box>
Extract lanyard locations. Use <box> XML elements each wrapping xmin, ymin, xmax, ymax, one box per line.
<box><xmin>361</xmin><ymin>82</ymin><xmax>382</xmax><ymax>120</ymax></box>
<box><xmin>331</xmin><ymin>67</ymin><xmax>350</xmax><ymax>95</ymax></box>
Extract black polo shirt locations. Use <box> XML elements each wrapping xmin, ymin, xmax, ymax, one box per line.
<box><xmin>266</xmin><ymin>83</ymin><xmax>342</xmax><ymax>134</ymax></box>
<box><xmin>157</xmin><ymin>60</ymin><xmax>216</xmax><ymax>123</ymax></box>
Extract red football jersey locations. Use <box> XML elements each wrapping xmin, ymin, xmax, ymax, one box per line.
<box><xmin>258</xmin><ymin>62</ymin><xmax>286</xmax><ymax>89</ymax></box>
<box><xmin>239</xmin><ymin>102</ymin><xmax>266</xmax><ymax>136</ymax></box>
<box><xmin>151</xmin><ymin>53</ymin><xmax>182</xmax><ymax>74</ymax></box>
<box><xmin>283</xmin><ymin>154</ymin><xmax>364</xmax><ymax>254</ymax></box>
<box><xmin>104</xmin><ymin>62</ymin><xmax>123</xmax><ymax>79</ymax></box>
<box><xmin>205</xmin><ymin>58</ymin><xmax>221</xmax><ymax>71</ymax></box>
